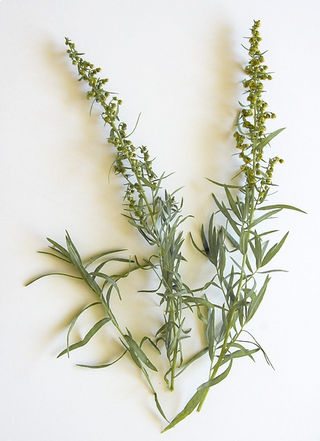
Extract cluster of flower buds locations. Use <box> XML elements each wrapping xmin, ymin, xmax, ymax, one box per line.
<box><xmin>234</xmin><ymin>20</ymin><xmax>283</xmax><ymax>191</ymax></box>
<box><xmin>65</xmin><ymin>38</ymin><xmax>159</xmax><ymax>228</ymax></box>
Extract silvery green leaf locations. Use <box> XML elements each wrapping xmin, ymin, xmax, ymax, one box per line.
<box><xmin>246</xmin><ymin>275</ymin><xmax>271</xmax><ymax>322</ymax></box>
<box><xmin>257</xmin><ymin>203</ymin><xmax>306</xmax><ymax>214</ymax></box>
<box><xmin>206</xmin><ymin>308</ymin><xmax>216</xmax><ymax>361</ymax></box>
<box><xmin>57</xmin><ymin>317</ymin><xmax>110</xmax><ymax>358</ymax></box>
<box><xmin>197</xmin><ymin>359</ymin><xmax>233</xmax><ymax>391</ymax></box>
<box><xmin>77</xmin><ymin>350</ymin><xmax>127</xmax><ymax>368</ymax></box>
<box><xmin>256</xmin><ymin>127</ymin><xmax>285</xmax><ymax>150</ymax></box>
<box><xmin>249</xmin><ymin>208</ymin><xmax>282</xmax><ymax>228</ymax></box>
<box><xmin>162</xmin><ymin>389</ymin><xmax>207</xmax><ymax>432</ymax></box>
<box><xmin>261</xmin><ymin>232</ymin><xmax>289</xmax><ymax>267</ymax></box>
<box><xmin>212</xmin><ymin>193</ymin><xmax>241</xmax><ymax>236</ymax></box>
<box><xmin>225</xmin><ymin>186</ymin><xmax>242</xmax><ymax>220</ymax></box>
<box><xmin>124</xmin><ymin>332</ymin><xmax>158</xmax><ymax>372</ymax></box>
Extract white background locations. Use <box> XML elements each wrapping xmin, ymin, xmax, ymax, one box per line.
<box><xmin>1</xmin><ymin>1</ymin><xmax>319</xmax><ymax>440</ymax></box>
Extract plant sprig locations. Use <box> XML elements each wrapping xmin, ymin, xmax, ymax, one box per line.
<box><xmin>163</xmin><ymin>20</ymin><xmax>305</xmax><ymax>430</ymax></box>
<box><xmin>27</xmin><ymin>21</ymin><xmax>304</xmax><ymax>431</ymax></box>
<box><xmin>65</xmin><ymin>36</ymin><xmax>196</xmax><ymax>391</ymax></box>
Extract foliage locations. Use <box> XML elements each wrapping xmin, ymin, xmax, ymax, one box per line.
<box><xmin>27</xmin><ymin>20</ymin><xmax>304</xmax><ymax>431</ymax></box>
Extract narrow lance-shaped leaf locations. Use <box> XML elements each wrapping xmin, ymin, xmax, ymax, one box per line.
<box><xmin>217</xmin><ymin>228</ymin><xmax>226</xmax><ymax>276</ymax></box>
<box><xmin>57</xmin><ymin>317</ymin><xmax>111</xmax><ymax>358</ymax></box>
<box><xmin>220</xmin><ymin>344</ymin><xmax>260</xmax><ymax>365</ymax></box>
<box><xmin>246</xmin><ymin>275</ymin><xmax>271</xmax><ymax>323</ymax></box>
<box><xmin>46</xmin><ymin>237</ymin><xmax>71</xmax><ymax>261</ymax></box>
<box><xmin>154</xmin><ymin>392</ymin><xmax>170</xmax><ymax>424</ymax></box>
<box><xmin>197</xmin><ymin>359</ymin><xmax>233</xmax><ymax>392</ymax></box>
<box><xmin>257</xmin><ymin>204</ymin><xmax>306</xmax><ymax>214</ymax></box>
<box><xmin>162</xmin><ymin>389</ymin><xmax>207</xmax><ymax>432</ymax></box>
<box><xmin>77</xmin><ymin>350</ymin><xmax>127</xmax><ymax>368</ymax></box>
<box><xmin>224</xmin><ymin>186</ymin><xmax>242</xmax><ymax>221</ymax></box>
<box><xmin>200</xmin><ymin>224</ymin><xmax>210</xmax><ymax>257</ymax></box>
<box><xmin>38</xmin><ymin>250</ymin><xmax>71</xmax><ymax>263</ymax></box>
<box><xmin>65</xmin><ymin>233</ymin><xmax>104</xmax><ymax>295</ymax></box>
<box><xmin>190</xmin><ymin>231</ymin><xmax>205</xmax><ymax>256</ymax></box>
<box><xmin>207</xmin><ymin>178</ymin><xmax>243</xmax><ymax>189</ymax></box>
<box><xmin>256</xmin><ymin>127</ymin><xmax>285</xmax><ymax>151</ymax></box>
<box><xmin>84</xmin><ymin>249</ymin><xmax>128</xmax><ymax>268</ymax></box>
<box><xmin>212</xmin><ymin>193</ymin><xmax>241</xmax><ymax>236</ymax></box>
<box><xmin>90</xmin><ymin>271</ymin><xmax>121</xmax><ymax>299</ymax></box>
<box><xmin>261</xmin><ymin>232</ymin><xmax>289</xmax><ymax>267</ymax></box>
<box><xmin>182</xmin><ymin>296</ymin><xmax>224</xmax><ymax>311</ymax></box>
<box><xmin>206</xmin><ymin>307</ymin><xmax>216</xmax><ymax>361</ymax></box>
<box><xmin>175</xmin><ymin>347</ymin><xmax>209</xmax><ymax>377</ymax></box>
<box><xmin>65</xmin><ymin>231</ymin><xmax>83</xmax><ymax>269</ymax></box>
<box><xmin>251</xmin><ymin>233</ymin><xmax>262</xmax><ymax>269</ymax></box>
<box><xmin>240</xmin><ymin>230</ymin><xmax>250</xmax><ymax>254</ymax></box>
<box><xmin>249</xmin><ymin>208</ymin><xmax>282</xmax><ymax>229</ymax></box>
<box><xmin>224</xmin><ymin>228</ymin><xmax>240</xmax><ymax>250</ymax></box>
<box><xmin>208</xmin><ymin>214</ymin><xmax>218</xmax><ymax>266</ymax></box>
<box><xmin>65</xmin><ymin>302</ymin><xmax>101</xmax><ymax>357</ymax></box>
<box><xmin>25</xmin><ymin>272</ymin><xmax>82</xmax><ymax>286</ymax></box>
<box><xmin>124</xmin><ymin>333</ymin><xmax>158</xmax><ymax>372</ymax></box>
